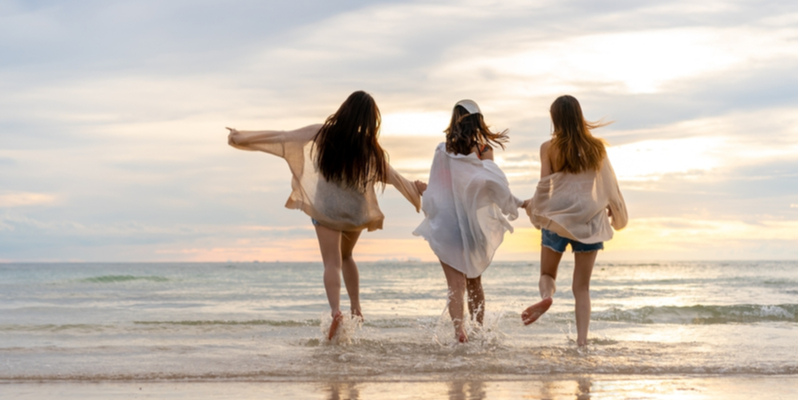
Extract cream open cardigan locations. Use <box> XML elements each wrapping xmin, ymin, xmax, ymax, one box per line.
<box><xmin>414</xmin><ymin>143</ymin><xmax>523</xmax><ymax>278</ymax></box>
<box><xmin>228</xmin><ymin>124</ymin><xmax>421</xmax><ymax>232</ymax></box>
<box><xmin>526</xmin><ymin>156</ymin><xmax>628</xmax><ymax>244</ymax></box>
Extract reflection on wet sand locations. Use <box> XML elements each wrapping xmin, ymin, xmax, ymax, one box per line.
<box><xmin>321</xmin><ymin>377</ymin><xmax>596</xmax><ymax>400</ymax></box>
<box><xmin>576</xmin><ymin>376</ymin><xmax>592</xmax><ymax>400</ymax></box>
<box><xmin>448</xmin><ymin>380</ymin><xmax>486</xmax><ymax>400</ymax></box>
<box><xmin>0</xmin><ymin>375</ymin><xmax>792</xmax><ymax>399</ymax></box>
<box><xmin>306</xmin><ymin>374</ymin><xmax>797</xmax><ymax>399</ymax></box>
<box><xmin>326</xmin><ymin>381</ymin><xmax>359</xmax><ymax>400</ymax></box>
<box><xmin>536</xmin><ymin>376</ymin><xmax>593</xmax><ymax>400</ymax></box>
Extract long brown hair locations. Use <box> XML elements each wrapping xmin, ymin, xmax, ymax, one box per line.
<box><xmin>549</xmin><ymin>95</ymin><xmax>609</xmax><ymax>173</ymax></box>
<box><xmin>445</xmin><ymin>102</ymin><xmax>508</xmax><ymax>155</ymax></box>
<box><xmin>313</xmin><ymin>90</ymin><xmax>387</xmax><ymax>191</ymax></box>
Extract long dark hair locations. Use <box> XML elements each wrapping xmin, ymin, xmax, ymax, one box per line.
<box><xmin>445</xmin><ymin>103</ymin><xmax>508</xmax><ymax>156</ymax></box>
<box><xmin>313</xmin><ymin>90</ymin><xmax>387</xmax><ymax>191</ymax></box>
<box><xmin>549</xmin><ymin>95</ymin><xmax>608</xmax><ymax>173</ymax></box>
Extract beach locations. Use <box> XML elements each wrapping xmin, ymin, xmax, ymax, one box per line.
<box><xmin>3</xmin><ymin>376</ymin><xmax>797</xmax><ymax>399</ymax></box>
<box><xmin>0</xmin><ymin>261</ymin><xmax>796</xmax><ymax>398</ymax></box>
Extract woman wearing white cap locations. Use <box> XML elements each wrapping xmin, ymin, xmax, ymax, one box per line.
<box><xmin>413</xmin><ymin>100</ymin><xmax>523</xmax><ymax>343</ymax></box>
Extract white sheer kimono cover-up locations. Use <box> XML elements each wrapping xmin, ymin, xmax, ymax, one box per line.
<box><xmin>228</xmin><ymin>124</ymin><xmax>421</xmax><ymax>232</ymax></box>
<box><xmin>525</xmin><ymin>155</ymin><xmax>628</xmax><ymax>244</ymax></box>
<box><xmin>413</xmin><ymin>143</ymin><xmax>523</xmax><ymax>278</ymax></box>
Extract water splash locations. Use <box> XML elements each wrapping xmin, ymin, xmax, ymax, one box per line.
<box><xmin>320</xmin><ymin>312</ymin><xmax>363</xmax><ymax>345</ymax></box>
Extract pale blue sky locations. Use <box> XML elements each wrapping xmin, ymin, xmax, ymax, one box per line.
<box><xmin>0</xmin><ymin>0</ymin><xmax>796</xmax><ymax>261</ymax></box>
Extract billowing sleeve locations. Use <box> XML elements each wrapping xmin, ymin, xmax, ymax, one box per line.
<box><xmin>386</xmin><ymin>163</ymin><xmax>422</xmax><ymax>212</ymax></box>
<box><xmin>480</xmin><ymin>160</ymin><xmax>523</xmax><ymax>220</ymax></box>
<box><xmin>227</xmin><ymin>124</ymin><xmax>321</xmax><ymax>157</ymax></box>
<box><xmin>603</xmin><ymin>159</ymin><xmax>628</xmax><ymax>230</ymax></box>
<box><xmin>525</xmin><ymin>178</ymin><xmax>556</xmax><ymax>232</ymax></box>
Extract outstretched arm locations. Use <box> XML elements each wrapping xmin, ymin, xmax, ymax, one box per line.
<box><xmin>226</xmin><ymin>124</ymin><xmax>321</xmax><ymax>156</ymax></box>
<box><xmin>227</xmin><ymin>127</ymin><xmax>283</xmax><ymax>147</ymax></box>
<box><xmin>385</xmin><ymin>164</ymin><xmax>422</xmax><ymax>212</ymax></box>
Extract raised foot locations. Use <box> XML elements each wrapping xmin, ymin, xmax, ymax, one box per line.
<box><xmin>457</xmin><ymin>329</ymin><xmax>468</xmax><ymax>343</ymax></box>
<box><xmin>521</xmin><ymin>297</ymin><xmax>553</xmax><ymax>325</ymax></box>
<box><xmin>327</xmin><ymin>311</ymin><xmax>343</xmax><ymax>341</ymax></box>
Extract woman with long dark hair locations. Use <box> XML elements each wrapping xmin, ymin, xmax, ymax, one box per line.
<box><xmin>414</xmin><ymin>99</ymin><xmax>522</xmax><ymax>343</ymax></box>
<box><xmin>522</xmin><ymin>95</ymin><xmax>627</xmax><ymax>346</ymax></box>
<box><xmin>227</xmin><ymin>90</ymin><xmax>421</xmax><ymax>340</ymax></box>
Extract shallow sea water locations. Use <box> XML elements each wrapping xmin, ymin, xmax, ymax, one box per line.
<box><xmin>0</xmin><ymin>261</ymin><xmax>796</xmax><ymax>398</ymax></box>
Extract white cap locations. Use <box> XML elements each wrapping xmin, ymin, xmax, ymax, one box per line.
<box><xmin>455</xmin><ymin>99</ymin><xmax>481</xmax><ymax>115</ymax></box>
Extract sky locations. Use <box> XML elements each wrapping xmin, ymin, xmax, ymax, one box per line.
<box><xmin>0</xmin><ymin>0</ymin><xmax>797</xmax><ymax>262</ymax></box>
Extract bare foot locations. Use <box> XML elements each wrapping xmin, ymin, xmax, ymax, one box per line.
<box><xmin>351</xmin><ymin>309</ymin><xmax>364</xmax><ymax>323</ymax></box>
<box><xmin>457</xmin><ymin>329</ymin><xmax>468</xmax><ymax>343</ymax></box>
<box><xmin>327</xmin><ymin>311</ymin><xmax>343</xmax><ymax>341</ymax></box>
<box><xmin>521</xmin><ymin>297</ymin><xmax>553</xmax><ymax>325</ymax></box>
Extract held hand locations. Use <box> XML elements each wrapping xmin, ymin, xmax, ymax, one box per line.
<box><xmin>521</xmin><ymin>199</ymin><xmax>530</xmax><ymax>209</ymax></box>
<box><xmin>607</xmin><ymin>207</ymin><xmax>614</xmax><ymax>217</ymax></box>
<box><xmin>414</xmin><ymin>180</ymin><xmax>428</xmax><ymax>194</ymax></box>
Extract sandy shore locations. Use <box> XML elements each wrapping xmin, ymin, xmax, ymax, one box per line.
<box><xmin>0</xmin><ymin>375</ymin><xmax>796</xmax><ymax>399</ymax></box>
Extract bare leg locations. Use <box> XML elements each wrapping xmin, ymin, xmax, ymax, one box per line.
<box><xmin>572</xmin><ymin>251</ymin><xmax>597</xmax><ymax>346</ymax></box>
<box><xmin>315</xmin><ymin>224</ymin><xmax>343</xmax><ymax>318</ymax></box>
<box><xmin>466</xmin><ymin>276</ymin><xmax>484</xmax><ymax>325</ymax></box>
<box><xmin>340</xmin><ymin>229</ymin><xmax>363</xmax><ymax>319</ymax></box>
<box><xmin>539</xmin><ymin>245</ymin><xmax>563</xmax><ymax>299</ymax></box>
<box><xmin>441</xmin><ymin>261</ymin><xmax>468</xmax><ymax>342</ymax></box>
<box><xmin>522</xmin><ymin>246</ymin><xmax>562</xmax><ymax>325</ymax></box>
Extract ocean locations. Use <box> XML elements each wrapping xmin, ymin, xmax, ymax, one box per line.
<box><xmin>0</xmin><ymin>260</ymin><xmax>796</xmax><ymax>399</ymax></box>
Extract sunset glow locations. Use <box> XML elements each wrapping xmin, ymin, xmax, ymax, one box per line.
<box><xmin>0</xmin><ymin>1</ymin><xmax>795</xmax><ymax>262</ymax></box>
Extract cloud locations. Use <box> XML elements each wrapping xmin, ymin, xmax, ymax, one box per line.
<box><xmin>0</xmin><ymin>0</ymin><xmax>795</xmax><ymax>261</ymax></box>
<box><xmin>607</xmin><ymin>113</ymin><xmax>797</xmax><ymax>183</ymax></box>
<box><xmin>0</xmin><ymin>192</ymin><xmax>57</xmax><ymax>207</ymax></box>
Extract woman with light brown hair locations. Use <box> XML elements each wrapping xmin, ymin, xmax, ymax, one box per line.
<box><xmin>227</xmin><ymin>90</ymin><xmax>422</xmax><ymax>340</ymax></box>
<box><xmin>521</xmin><ymin>95</ymin><xmax>627</xmax><ymax>346</ymax></box>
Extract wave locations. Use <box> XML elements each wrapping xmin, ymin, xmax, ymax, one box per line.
<box><xmin>0</xmin><ymin>324</ymin><xmax>109</xmax><ymax>333</ymax></box>
<box><xmin>594</xmin><ymin>304</ymin><xmax>798</xmax><ymax>324</ymax></box>
<box><xmin>0</xmin><ymin>319</ymin><xmax>319</xmax><ymax>332</ymax></box>
<box><xmin>2</xmin><ymin>360</ymin><xmax>795</xmax><ymax>382</ymax></box>
<box><xmin>81</xmin><ymin>275</ymin><xmax>169</xmax><ymax>283</ymax></box>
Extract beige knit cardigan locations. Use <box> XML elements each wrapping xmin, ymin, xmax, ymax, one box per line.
<box><xmin>526</xmin><ymin>156</ymin><xmax>628</xmax><ymax>244</ymax></box>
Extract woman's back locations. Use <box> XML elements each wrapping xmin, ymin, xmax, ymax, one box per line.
<box><xmin>527</xmin><ymin>95</ymin><xmax>627</xmax><ymax>243</ymax></box>
<box><xmin>414</xmin><ymin>99</ymin><xmax>521</xmax><ymax>278</ymax></box>
<box><xmin>313</xmin><ymin>90</ymin><xmax>387</xmax><ymax>192</ymax></box>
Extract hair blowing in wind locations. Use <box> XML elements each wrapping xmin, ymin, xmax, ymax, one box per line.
<box><xmin>445</xmin><ymin>105</ymin><xmax>509</xmax><ymax>156</ymax></box>
<box><xmin>549</xmin><ymin>95</ymin><xmax>609</xmax><ymax>173</ymax></box>
<box><xmin>313</xmin><ymin>91</ymin><xmax>387</xmax><ymax>191</ymax></box>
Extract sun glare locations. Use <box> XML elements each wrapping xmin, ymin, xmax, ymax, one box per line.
<box><xmin>439</xmin><ymin>26</ymin><xmax>794</xmax><ymax>94</ymax></box>
<box><xmin>382</xmin><ymin>111</ymin><xmax>451</xmax><ymax>136</ymax></box>
<box><xmin>0</xmin><ymin>192</ymin><xmax>57</xmax><ymax>207</ymax></box>
<box><xmin>608</xmin><ymin>137</ymin><xmax>723</xmax><ymax>182</ymax></box>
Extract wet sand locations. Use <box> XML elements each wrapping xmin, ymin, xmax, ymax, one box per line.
<box><xmin>1</xmin><ymin>375</ymin><xmax>796</xmax><ymax>399</ymax></box>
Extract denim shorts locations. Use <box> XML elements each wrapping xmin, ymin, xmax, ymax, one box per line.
<box><xmin>311</xmin><ymin>218</ymin><xmax>320</xmax><ymax>226</ymax></box>
<box><xmin>541</xmin><ymin>229</ymin><xmax>603</xmax><ymax>253</ymax></box>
